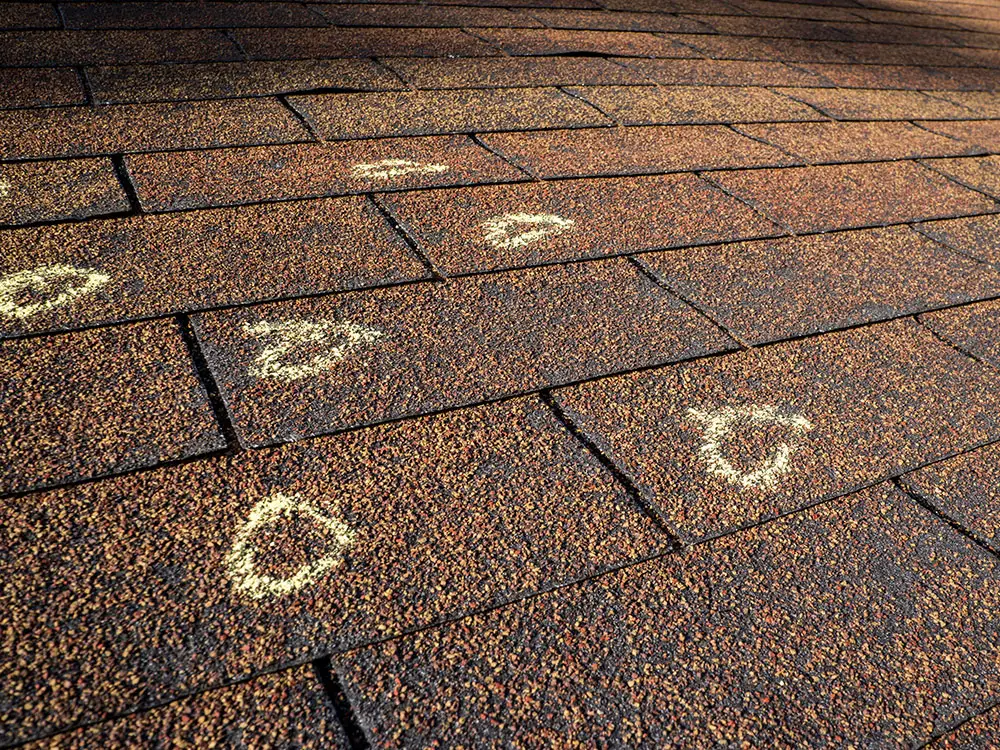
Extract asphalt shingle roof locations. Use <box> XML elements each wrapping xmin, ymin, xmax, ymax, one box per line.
<box><xmin>5</xmin><ymin>0</ymin><xmax>1000</xmax><ymax>746</ymax></box>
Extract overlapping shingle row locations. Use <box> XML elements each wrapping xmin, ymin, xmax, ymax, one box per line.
<box><xmin>6</xmin><ymin>0</ymin><xmax>1000</xmax><ymax>746</ymax></box>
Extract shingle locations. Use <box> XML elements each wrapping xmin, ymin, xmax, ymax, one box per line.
<box><xmin>481</xmin><ymin>124</ymin><xmax>796</xmax><ymax>178</ymax></box>
<box><xmin>288</xmin><ymin>87</ymin><xmax>610</xmax><ymax>139</ymax></box>
<box><xmin>0</xmin><ymin>3</ymin><xmax>60</xmax><ymax>29</ymax></box>
<box><xmin>565</xmin><ymin>84</ymin><xmax>825</xmax><ymax>124</ymax></box>
<box><xmin>639</xmin><ymin>226</ymin><xmax>1000</xmax><ymax>344</ymax></box>
<box><xmin>917</xmin><ymin>120</ymin><xmax>1000</xmax><ymax>151</ymax></box>
<box><xmin>723</xmin><ymin>0</ymin><xmax>865</xmax><ymax>21</ymax></box>
<box><xmin>380</xmin><ymin>174</ymin><xmax>783</xmax><ymax>274</ymax></box>
<box><xmin>927</xmin><ymin>155</ymin><xmax>1000</xmax><ymax>199</ymax></box>
<box><xmin>706</xmin><ymin>161</ymin><xmax>998</xmax><ymax>233</ymax></box>
<box><xmin>555</xmin><ymin>319</ymin><xmax>1000</xmax><ymax>541</ymax></box>
<box><xmin>687</xmin><ymin>13</ymin><xmax>851</xmax><ymax>40</ymax></box>
<box><xmin>932</xmin><ymin>90</ymin><xmax>1000</xmax><ymax>117</ymax></box>
<box><xmin>0</xmin><ymin>99</ymin><xmax>308</xmax><ymax>159</ymax></box>
<box><xmin>824</xmin><ymin>20</ymin><xmax>965</xmax><ymax>45</ymax></box>
<box><xmin>0</xmin><ymin>158</ymin><xmax>130</xmax><ymax>226</ymax></box>
<box><xmin>127</xmin><ymin>135</ymin><xmax>525</xmax><ymax>212</ymax></box>
<box><xmin>474</xmin><ymin>27</ymin><xmax>702</xmax><ymax>56</ymax></box>
<box><xmin>0</xmin><ymin>397</ymin><xmax>665</xmax><ymax>744</ymax></box>
<box><xmin>917</xmin><ymin>214</ymin><xmax>1000</xmax><ymax>266</ymax></box>
<box><xmin>734</xmin><ymin>121</ymin><xmax>983</xmax><ymax>163</ymax></box>
<box><xmin>236</xmin><ymin>27</ymin><xmax>502</xmax><ymax>59</ymax></box>
<box><xmin>603</xmin><ymin>0</ymin><xmax>741</xmax><ymax>12</ymax></box>
<box><xmin>0</xmin><ymin>30</ymin><xmax>242</xmax><ymax>66</ymax></box>
<box><xmin>903</xmin><ymin>441</ymin><xmax>1000</xmax><ymax>555</ymax></box>
<box><xmin>617</xmin><ymin>57</ymin><xmax>831</xmax><ymax>86</ymax></box>
<box><xmin>0</xmin><ymin>197</ymin><xmax>425</xmax><ymax>338</ymax></box>
<box><xmin>920</xmin><ymin>298</ymin><xmax>1000</xmax><ymax>368</ymax></box>
<box><xmin>775</xmin><ymin>86</ymin><xmax>975</xmax><ymax>119</ymax></box>
<box><xmin>525</xmin><ymin>8</ymin><xmax>712</xmax><ymax>32</ymax></box>
<box><xmin>314</xmin><ymin>3</ymin><xmax>543</xmax><ymax>26</ymax></box>
<box><xmin>338</xmin><ymin>485</ymin><xmax>1000</xmax><ymax>746</ymax></box>
<box><xmin>801</xmin><ymin>62</ymin><xmax>1000</xmax><ymax>90</ymax></box>
<box><xmin>194</xmin><ymin>259</ymin><xmax>735</xmax><ymax>445</ymax></box>
<box><xmin>60</xmin><ymin>2</ymin><xmax>323</xmax><ymax>29</ymax></box>
<box><xmin>87</xmin><ymin>59</ymin><xmax>404</xmax><ymax>104</ymax></box>
<box><xmin>24</xmin><ymin>666</ymin><xmax>347</xmax><ymax>749</ymax></box>
<box><xmin>0</xmin><ymin>69</ymin><xmax>86</xmax><ymax>110</ymax></box>
<box><xmin>926</xmin><ymin>704</ymin><xmax>1000</xmax><ymax>748</ymax></box>
<box><xmin>382</xmin><ymin>56</ymin><xmax>644</xmax><ymax>88</ymax></box>
<box><xmin>0</xmin><ymin>320</ymin><xmax>223</xmax><ymax>495</ymax></box>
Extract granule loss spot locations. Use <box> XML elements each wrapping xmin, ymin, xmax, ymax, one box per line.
<box><xmin>225</xmin><ymin>492</ymin><xmax>356</xmax><ymax>601</ymax></box>
<box><xmin>685</xmin><ymin>404</ymin><xmax>814</xmax><ymax>491</ymax></box>
<box><xmin>244</xmin><ymin>318</ymin><xmax>384</xmax><ymax>383</ymax></box>
<box><xmin>351</xmin><ymin>159</ymin><xmax>450</xmax><ymax>179</ymax></box>
<box><xmin>481</xmin><ymin>212</ymin><xmax>575</xmax><ymax>250</ymax></box>
<box><xmin>0</xmin><ymin>263</ymin><xmax>111</xmax><ymax>322</ymax></box>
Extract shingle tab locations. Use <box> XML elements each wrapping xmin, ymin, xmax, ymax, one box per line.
<box><xmin>380</xmin><ymin>174</ymin><xmax>783</xmax><ymax>274</ymax></box>
<box><xmin>525</xmin><ymin>8</ymin><xmax>711</xmax><ymax>31</ymax></box>
<box><xmin>774</xmin><ymin>86</ymin><xmax>975</xmax><ymax>120</ymax></box>
<box><xmin>0</xmin><ymin>3</ymin><xmax>61</xmax><ymax>29</ymax></box>
<box><xmin>315</xmin><ymin>3</ymin><xmax>543</xmax><ymax>27</ymax></box>
<box><xmin>0</xmin><ymin>397</ymin><xmax>665</xmax><ymax>744</ymax></box>
<box><xmin>0</xmin><ymin>69</ymin><xmax>86</xmax><ymax>110</ymax></box>
<box><xmin>565</xmin><ymin>84</ymin><xmax>825</xmax><ymax>124</ymax></box>
<box><xmin>481</xmin><ymin>124</ymin><xmax>796</xmax><ymax>178</ymax></box>
<box><xmin>927</xmin><ymin>155</ymin><xmax>1000</xmax><ymax>198</ymax></box>
<box><xmin>639</xmin><ymin>226</ymin><xmax>1000</xmax><ymax>344</ymax></box>
<box><xmin>920</xmin><ymin>298</ymin><xmax>1000</xmax><ymax>368</ymax></box>
<box><xmin>88</xmin><ymin>59</ymin><xmax>404</xmax><ymax>104</ymax></box>
<box><xmin>555</xmin><ymin>319</ymin><xmax>1000</xmax><ymax>541</ymax></box>
<box><xmin>918</xmin><ymin>120</ymin><xmax>1000</xmax><ymax>151</ymax></box>
<box><xmin>383</xmin><ymin>56</ymin><xmax>644</xmax><ymax>88</ymax></box>
<box><xmin>194</xmin><ymin>259</ymin><xmax>735</xmax><ymax>445</ymax></box>
<box><xmin>0</xmin><ymin>99</ymin><xmax>308</xmax><ymax>160</ymax></box>
<box><xmin>735</xmin><ymin>121</ymin><xmax>982</xmax><ymax>163</ymax></box>
<box><xmin>288</xmin><ymin>87</ymin><xmax>610</xmax><ymax>139</ymax></box>
<box><xmin>800</xmin><ymin>63</ymin><xmax>1000</xmax><ymax>91</ymax></box>
<box><xmin>23</xmin><ymin>666</ymin><xmax>347</xmax><ymax>749</ymax></box>
<box><xmin>617</xmin><ymin>57</ymin><xmax>831</xmax><ymax>86</ymax></box>
<box><xmin>918</xmin><ymin>214</ymin><xmax>1000</xmax><ymax>266</ymax></box>
<box><xmin>0</xmin><ymin>159</ymin><xmax>129</xmax><ymax>226</ymax></box>
<box><xmin>475</xmin><ymin>27</ymin><xmax>701</xmax><ymax>56</ymax></box>
<box><xmin>126</xmin><ymin>135</ymin><xmax>525</xmax><ymax>212</ymax></box>
<box><xmin>236</xmin><ymin>27</ymin><xmax>502</xmax><ymax>59</ymax></box>
<box><xmin>706</xmin><ymin>161</ymin><xmax>997</xmax><ymax>233</ymax></box>
<box><xmin>0</xmin><ymin>197</ymin><xmax>425</xmax><ymax>338</ymax></box>
<box><xmin>338</xmin><ymin>485</ymin><xmax>1000</xmax><ymax>747</ymax></box>
<box><xmin>0</xmin><ymin>320</ymin><xmax>223</xmax><ymax>495</ymax></box>
<box><xmin>0</xmin><ymin>30</ymin><xmax>242</xmax><ymax>66</ymax></box>
<box><xmin>60</xmin><ymin>2</ymin><xmax>324</xmax><ymax>29</ymax></box>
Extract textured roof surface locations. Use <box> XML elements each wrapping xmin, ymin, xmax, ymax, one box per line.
<box><xmin>4</xmin><ymin>0</ymin><xmax>1000</xmax><ymax>746</ymax></box>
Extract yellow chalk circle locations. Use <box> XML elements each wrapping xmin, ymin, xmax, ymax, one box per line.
<box><xmin>0</xmin><ymin>263</ymin><xmax>111</xmax><ymax>322</ymax></box>
<box><xmin>351</xmin><ymin>159</ymin><xmax>449</xmax><ymax>179</ymax></box>
<box><xmin>686</xmin><ymin>404</ymin><xmax>814</xmax><ymax>491</ymax></box>
<box><xmin>244</xmin><ymin>318</ymin><xmax>384</xmax><ymax>382</ymax></box>
<box><xmin>481</xmin><ymin>212</ymin><xmax>575</xmax><ymax>251</ymax></box>
<box><xmin>225</xmin><ymin>492</ymin><xmax>356</xmax><ymax>601</ymax></box>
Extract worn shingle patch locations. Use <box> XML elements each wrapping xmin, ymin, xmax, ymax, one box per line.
<box><xmin>639</xmin><ymin>226</ymin><xmax>1000</xmax><ymax>344</ymax></box>
<box><xmin>566</xmin><ymin>84</ymin><xmax>825</xmax><ymax>124</ymax></box>
<box><xmin>774</xmin><ymin>86</ymin><xmax>974</xmax><ymax>120</ymax></box>
<box><xmin>920</xmin><ymin>298</ymin><xmax>1000</xmax><ymax>367</ymax></box>
<box><xmin>0</xmin><ymin>319</ymin><xmax>223</xmax><ymax>495</ymax></box>
<box><xmin>734</xmin><ymin>121</ymin><xmax>982</xmax><ymax>163</ymax></box>
<box><xmin>236</xmin><ymin>27</ymin><xmax>502</xmax><ymax>59</ymax></box>
<box><xmin>481</xmin><ymin>124</ymin><xmax>796</xmax><ymax>178</ymax></box>
<box><xmin>0</xmin><ymin>159</ymin><xmax>129</xmax><ymax>226</ymax></box>
<box><xmin>194</xmin><ymin>258</ymin><xmax>735</xmax><ymax>445</ymax></box>
<box><xmin>555</xmin><ymin>319</ymin><xmax>1000</xmax><ymax>541</ymax></box>
<box><xmin>382</xmin><ymin>56</ymin><xmax>644</xmax><ymax>89</ymax></box>
<box><xmin>126</xmin><ymin>135</ymin><xmax>525</xmax><ymax>212</ymax></box>
<box><xmin>0</xmin><ymin>30</ymin><xmax>241</xmax><ymax>66</ymax></box>
<box><xmin>25</xmin><ymin>665</ymin><xmax>346</xmax><ymax>749</ymax></box>
<box><xmin>0</xmin><ymin>197</ymin><xmax>425</xmax><ymax>338</ymax></box>
<box><xmin>288</xmin><ymin>87</ymin><xmax>610</xmax><ymax>139</ymax></box>
<box><xmin>338</xmin><ymin>485</ymin><xmax>1000</xmax><ymax>747</ymax></box>
<box><xmin>0</xmin><ymin>397</ymin><xmax>665</xmax><ymax>744</ymax></box>
<box><xmin>380</xmin><ymin>174</ymin><xmax>783</xmax><ymax>274</ymax></box>
<box><xmin>87</xmin><ymin>60</ymin><xmax>404</xmax><ymax>105</ymax></box>
<box><xmin>918</xmin><ymin>214</ymin><xmax>1000</xmax><ymax>266</ymax></box>
<box><xmin>0</xmin><ymin>99</ymin><xmax>308</xmax><ymax>160</ymax></box>
<box><xmin>706</xmin><ymin>161</ymin><xmax>997</xmax><ymax>233</ymax></box>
